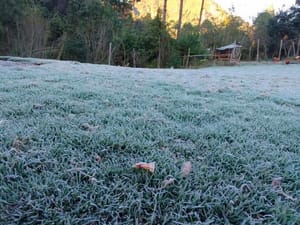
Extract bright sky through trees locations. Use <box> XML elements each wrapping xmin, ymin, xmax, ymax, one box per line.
<box><xmin>215</xmin><ymin>0</ymin><xmax>295</xmax><ymax>22</ymax></box>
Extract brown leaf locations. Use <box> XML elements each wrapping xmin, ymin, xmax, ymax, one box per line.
<box><xmin>81</xmin><ymin>123</ymin><xmax>99</xmax><ymax>132</ymax></box>
<box><xmin>33</xmin><ymin>104</ymin><xmax>44</xmax><ymax>110</ymax></box>
<box><xmin>272</xmin><ymin>177</ymin><xmax>283</xmax><ymax>189</ymax></box>
<box><xmin>95</xmin><ymin>154</ymin><xmax>102</xmax><ymax>162</ymax></box>
<box><xmin>89</xmin><ymin>177</ymin><xmax>98</xmax><ymax>183</ymax></box>
<box><xmin>0</xmin><ymin>119</ymin><xmax>7</xmax><ymax>126</ymax></box>
<box><xmin>272</xmin><ymin>177</ymin><xmax>297</xmax><ymax>201</ymax></box>
<box><xmin>161</xmin><ymin>177</ymin><xmax>175</xmax><ymax>188</ymax></box>
<box><xmin>276</xmin><ymin>189</ymin><xmax>297</xmax><ymax>201</ymax></box>
<box><xmin>181</xmin><ymin>161</ymin><xmax>192</xmax><ymax>177</ymax></box>
<box><xmin>134</xmin><ymin>162</ymin><xmax>155</xmax><ymax>173</ymax></box>
<box><xmin>240</xmin><ymin>183</ymin><xmax>252</xmax><ymax>193</ymax></box>
<box><xmin>12</xmin><ymin>137</ymin><xmax>30</xmax><ymax>151</ymax></box>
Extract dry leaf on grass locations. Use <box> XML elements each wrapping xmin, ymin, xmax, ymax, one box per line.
<box><xmin>81</xmin><ymin>123</ymin><xmax>99</xmax><ymax>132</ymax></box>
<box><xmin>33</xmin><ymin>104</ymin><xmax>44</xmax><ymax>110</ymax></box>
<box><xmin>181</xmin><ymin>161</ymin><xmax>192</xmax><ymax>177</ymax></box>
<box><xmin>272</xmin><ymin>177</ymin><xmax>297</xmax><ymax>201</ymax></box>
<box><xmin>89</xmin><ymin>177</ymin><xmax>98</xmax><ymax>183</ymax></box>
<box><xmin>95</xmin><ymin>154</ymin><xmax>102</xmax><ymax>162</ymax></box>
<box><xmin>134</xmin><ymin>162</ymin><xmax>155</xmax><ymax>173</ymax></box>
<box><xmin>12</xmin><ymin>137</ymin><xmax>30</xmax><ymax>151</ymax></box>
<box><xmin>4</xmin><ymin>174</ymin><xmax>21</xmax><ymax>181</ymax></box>
<box><xmin>161</xmin><ymin>177</ymin><xmax>175</xmax><ymax>188</ymax></box>
<box><xmin>272</xmin><ymin>177</ymin><xmax>282</xmax><ymax>189</ymax></box>
<box><xmin>276</xmin><ymin>190</ymin><xmax>297</xmax><ymax>201</ymax></box>
<box><xmin>0</xmin><ymin>119</ymin><xmax>7</xmax><ymax>126</ymax></box>
<box><xmin>66</xmin><ymin>168</ymin><xmax>99</xmax><ymax>183</ymax></box>
<box><xmin>240</xmin><ymin>183</ymin><xmax>252</xmax><ymax>193</ymax></box>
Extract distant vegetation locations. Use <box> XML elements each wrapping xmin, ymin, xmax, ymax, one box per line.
<box><xmin>0</xmin><ymin>0</ymin><xmax>299</xmax><ymax>67</ymax></box>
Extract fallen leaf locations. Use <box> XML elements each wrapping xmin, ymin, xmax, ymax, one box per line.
<box><xmin>161</xmin><ymin>177</ymin><xmax>175</xmax><ymax>188</ymax></box>
<box><xmin>272</xmin><ymin>177</ymin><xmax>283</xmax><ymax>189</ymax></box>
<box><xmin>33</xmin><ymin>104</ymin><xmax>44</xmax><ymax>110</ymax></box>
<box><xmin>0</xmin><ymin>119</ymin><xmax>7</xmax><ymax>126</ymax></box>
<box><xmin>240</xmin><ymin>183</ymin><xmax>252</xmax><ymax>193</ymax></box>
<box><xmin>276</xmin><ymin>189</ymin><xmax>297</xmax><ymax>201</ymax></box>
<box><xmin>272</xmin><ymin>177</ymin><xmax>297</xmax><ymax>201</ymax></box>
<box><xmin>89</xmin><ymin>177</ymin><xmax>98</xmax><ymax>183</ymax></box>
<box><xmin>196</xmin><ymin>156</ymin><xmax>204</xmax><ymax>161</ymax></box>
<box><xmin>181</xmin><ymin>161</ymin><xmax>192</xmax><ymax>177</ymax></box>
<box><xmin>134</xmin><ymin>162</ymin><xmax>155</xmax><ymax>173</ymax></box>
<box><xmin>66</xmin><ymin>168</ymin><xmax>99</xmax><ymax>183</ymax></box>
<box><xmin>4</xmin><ymin>174</ymin><xmax>21</xmax><ymax>181</ymax></box>
<box><xmin>95</xmin><ymin>154</ymin><xmax>102</xmax><ymax>162</ymax></box>
<box><xmin>12</xmin><ymin>137</ymin><xmax>30</xmax><ymax>151</ymax></box>
<box><xmin>81</xmin><ymin>123</ymin><xmax>99</xmax><ymax>131</ymax></box>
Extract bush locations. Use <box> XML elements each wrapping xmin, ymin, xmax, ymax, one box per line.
<box><xmin>63</xmin><ymin>36</ymin><xmax>87</xmax><ymax>62</ymax></box>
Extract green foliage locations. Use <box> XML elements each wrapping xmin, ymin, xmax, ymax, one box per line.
<box><xmin>201</xmin><ymin>19</ymin><xmax>221</xmax><ymax>49</ymax></box>
<box><xmin>49</xmin><ymin>16</ymin><xmax>65</xmax><ymax>42</ymax></box>
<box><xmin>63</xmin><ymin>36</ymin><xmax>87</xmax><ymax>62</ymax></box>
<box><xmin>0</xmin><ymin>22</ymin><xmax>3</xmax><ymax>38</ymax></box>
<box><xmin>114</xmin><ymin>15</ymin><xmax>174</xmax><ymax>67</ymax></box>
<box><xmin>167</xmin><ymin>49</ymin><xmax>182</xmax><ymax>68</ymax></box>
<box><xmin>267</xmin><ymin>6</ymin><xmax>300</xmax><ymax>56</ymax></box>
<box><xmin>0</xmin><ymin>0</ymin><xmax>27</xmax><ymax>26</ymax></box>
<box><xmin>177</xmin><ymin>23</ymin><xmax>205</xmax><ymax>55</ymax></box>
<box><xmin>138</xmin><ymin>16</ymin><xmax>164</xmax><ymax>66</ymax></box>
<box><xmin>201</xmin><ymin>16</ymin><xmax>250</xmax><ymax>50</ymax></box>
<box><xmin>6</xmin><ymin>0</ymin><xmax>300</xmax><ymax>64</ymax></box>
<box><xmin>60</xmin><ymin>0</ymin><xmax>120</xmax><ymax>63</ymax></box>
<box><xmin>254</xmin><ymin>11</ymin><xmax>273</xmax><ymax>59</ymax></box>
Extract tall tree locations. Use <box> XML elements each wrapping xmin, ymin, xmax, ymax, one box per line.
<box><xmin>198</xmin><ymin>0</ymin><xmax>205</xmax><ymax>30</ymax></box>
<box><xmin>177</xmin><ymin>0</ymin><xmax>184</xmax><ymax>39</ymax></box>
<box><xmin>162</xmin><ymin>0</ymin><xmax>168</xmax><ymax>25</ymax></box>
<box><xmin>254</xmin><ymin>11</ymin><xmax>273</xmax><ymax>59</ymax></box>
<box><xmin>267</xmin><ymin>5</ymin><xmax>300</xmax><ymax>56</ymax></box>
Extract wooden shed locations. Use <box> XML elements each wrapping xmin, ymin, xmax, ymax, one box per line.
<box><xmin>214</xmin><ymin>42</ymin><xmax>242</xmax><ymax>64</ymax></box>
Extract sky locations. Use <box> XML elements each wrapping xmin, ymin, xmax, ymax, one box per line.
<box><xmin>215</xmin><ymin>0</ymin><xmax>296</xmax><ymax>23</ymax></box>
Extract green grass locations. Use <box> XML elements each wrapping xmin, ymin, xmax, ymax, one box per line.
<box><xmin>0</xmin><ymin>59</ymin><xmax>299</xmax><ymax>224</ymax></box>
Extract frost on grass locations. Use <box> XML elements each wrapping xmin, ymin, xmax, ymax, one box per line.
<box><xmin>0</xmin><ymin>58</ymin><xmax>299</xmax><ymax>224</ymax></box>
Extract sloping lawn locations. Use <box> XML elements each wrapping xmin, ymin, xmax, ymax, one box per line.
<box><xmin>0</xmin><ymin>58</ymin><xmax>299</xmax><ymax>224</ymax></box>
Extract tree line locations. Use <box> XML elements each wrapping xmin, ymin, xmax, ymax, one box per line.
<box><xmin>0</xmin><ymin>0</ymin><xmax>299</xmax><ymax>67</ymax></box>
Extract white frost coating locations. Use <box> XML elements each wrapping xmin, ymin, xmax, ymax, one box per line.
<box><xmin>1</xmin><ymin>58</ymin><xmax>299</xmax><ymax>100</ymax></box>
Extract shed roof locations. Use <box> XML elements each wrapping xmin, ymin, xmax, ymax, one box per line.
<box><xmin>216</xmin><ymin>42</ymin><xmax>242</xmax><ymax>51</ymax></box>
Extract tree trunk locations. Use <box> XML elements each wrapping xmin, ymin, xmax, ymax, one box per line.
<box><xmin>297</xmin><ymin>39</ymin><xmax>300</xmax><ymax>56</ymax></box>
<box><xmin>264</xmin><ymin>44</ymin><xmax>267</xmax><ymax>60</ymax></box>
<box><xmin>177</xmin><ymin>0</ymin><xmax>184</xmax><ymax>40</ymax></box>
<box><xmin>249</xmin><ymin>46</ymin><xmax>252</xmax><ymax>61</ymax></box>
<box><xmin>157</xmin><ymin>36</ymin><xmax>161</xmax><ymax>68</ymax></box>
<box><xmin>162</xmin><ymin>0</ymin><xmax>168</xmax><ymax>25</ymax></box>
<box><xmin>57</xmin><ymin>33</ymin><xmax>66</xmax><ymax>60</ymax></box>
<box><xmin>133</xmin><ymin>48</ymin><xmax>136</xmax><ymax>67</ymax></box>
<box><xmin>198</xmin><ymin>0</ymin><xmax>205</xmax><ymax>31</ymax></box>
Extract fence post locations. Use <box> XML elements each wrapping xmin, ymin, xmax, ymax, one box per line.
<box><xmin>278</xmin><ymin>39</ymin><xmax>283</xmax><ymax>60</ymax></box>
<box><xmin>133</xmin><ymin>48</ymin><xmax>136</xmax><ymax>68</ymax></box>
<box><xmin>108</xmin><ymin>42</ymin><xmax>112</xmax><ymax>65</ymax></box>
<box><xmin>256</xmin><ymin>39</ymin><xmax>260</xmax><ymax>61</ymax></box>
<box><xmin>186</xmin><ymin>48</ymin><xmax>190</xmax><ymax>68</ymax></box>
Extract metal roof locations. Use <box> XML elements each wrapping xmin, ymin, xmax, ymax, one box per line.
<box><xmin>216</xmin><ymin>42</ymin><xmax>242</xmax><ymax>51</ymax></box>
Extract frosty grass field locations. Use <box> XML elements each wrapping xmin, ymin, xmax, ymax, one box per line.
<box><xmin>0</xmin><ymin>57</ymin><xmax>299</xmax><ymax>224</ymax></box>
